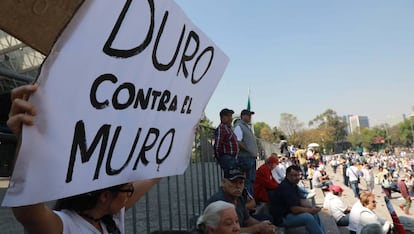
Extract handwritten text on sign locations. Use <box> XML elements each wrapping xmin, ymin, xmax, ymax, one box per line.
<box><xmin>3</xmin><ymin>0</ymin><xmax>228</xmax><ymax>206</ymax></box>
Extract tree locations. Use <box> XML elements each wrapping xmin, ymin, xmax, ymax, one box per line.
<box><xmin>347</xmin><ymin>128</ymin><xmax>362</xmax><ymax>147</ymax></box>
<box><xmin>253</xmin><ymin>122</ymin><xmax>271</xmax><ymax>138</ymax></box>
<box><xmin>260</xmin><ymin>127</ymin><xmax>275</xmax><ymax>142</ymax></box>
<box><xmin>347</xmin><ymin>127</ymin><xmax>388</xmax><ymax>152</ymax></box>
<box><xmin>359</xmin><ymin>128</ymin><xmax>376</xmax><ymax>151</ymax></box>
<box><xmin>308</xmin><ymin>109</ymin><xmax>348</xmax><ymax>153</ymax></box>
<box><xmin>272</xmin><ymin>127</ymin><xmax>285</xmax><ymax>143</ymax></box>
<box><xmin>398</xmin><ymin>120</ymin><xmax>414</xmax><ymax>146</ymax></box>
<box><xmin>199</xmin><ymin>115</ymin><xmax>214</xmax><ymax>128</ymax></box>
<box><xmin>279</xmin><ymin>113</ymin><xmax>304</xmax><ymax>137</ymax></box>
<box><xmin>288</xmin><ymin>128</ymin><xmax>323</xmax><ymax>149</ymax></box>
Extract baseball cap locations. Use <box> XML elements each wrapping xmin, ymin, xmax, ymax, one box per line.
<box><xmin>219</xmin><ymin>108</ymin><xmax>234</xmax><ymax>117</ymax></box>
<box><xmin>240</xmin><ymin>109</ymin><xmax>255</xmax><ymax>116</ymax></box>
<box><xmin>224</xmin><ymin>167</ymin><xmax>246</xmax><ymax>180</ymax></box>
<box><xmin>329</xmin><ymin>185</ymin><xmax>343</xmax><ymax>193</ymax></box>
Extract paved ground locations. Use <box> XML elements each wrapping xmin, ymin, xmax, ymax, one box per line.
<box><xmin>309</xmin><ymin>164</ymin><xmax>413</xmax><ymax>229</ymax></box>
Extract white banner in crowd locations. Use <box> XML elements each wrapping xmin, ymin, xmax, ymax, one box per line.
<box><xmin>3</xmin><ymin>0</ymin><xmax>228</xmax><ymax>206</ymax></box>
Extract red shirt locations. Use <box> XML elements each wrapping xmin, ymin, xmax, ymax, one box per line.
<box><xmin>214</xmin><ymin>123</ymin><xmax>239</xmax><ymax>158</ymax></box>
<box><xmin>254</xmin><ymin>163</ymin><xmax>279</xmax><ymax>202</ymax></box>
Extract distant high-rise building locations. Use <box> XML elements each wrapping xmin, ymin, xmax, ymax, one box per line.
<box><xmin>342</xmin><ymin>115</ymin><xmax>352</xmax><ymax>134</ymax></box>
<box><xmin>348</xmin><ymin>115</ymin><xmax>369</xmax><ymax>134</ymax></box>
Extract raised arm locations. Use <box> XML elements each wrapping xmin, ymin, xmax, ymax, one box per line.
<box><xmin>8</xmin><ymin>84</ymin><xmax>63</xmax><ymax>234</ymax></box>
<box><xmin>125</xmin><ymin>178</ymin><xmax>161</xmax><ymax>210</ymax></box>
<box><xmin>7</xmin><ymin>84</ymin><xmax>38</xmax><ymax>136</ymax></box>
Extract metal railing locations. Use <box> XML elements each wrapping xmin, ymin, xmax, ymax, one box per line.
<box><xmin>125</xmin><ymin>125</ymin><xmax>279</xmax><ymax>233</ymax></box>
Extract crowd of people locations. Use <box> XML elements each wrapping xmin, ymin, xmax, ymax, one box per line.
<box><xmin>211</xmin><ymin>107</ymin><xmax>414</xmax><ymax>234</ymax></box>
<box><xmin>6</xmin><ymin>85</ymin><xmax>414</xmax><ymax>234</ymax></box>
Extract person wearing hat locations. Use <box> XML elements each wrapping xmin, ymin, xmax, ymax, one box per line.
<box><xmin>253</xmin><ymin>156</ymin><xmax>279</xmax><ymax>204</ymax></box>
<box><xmin>207</xmin><ymin>167</ymin><xmax>277</xmax><ymax>234</ymax></box>
<box><xmin>214</xmin><ymin>108</ymin><xmax>239</xmax><ymax>171</ymax></box>
<box><xmin>397</xmin><ymin>173</ymin><xmax>412</xmax><ymax>215</ymax></box>
<box><xmin>233</xmin><ymin>109</ymin><xmax>258</xmax><ymax>196</ymax></box>
<box><xmin>323</xmin><ymin>185</ymin><xmax>350</xmax><ymax>226</ymax></box>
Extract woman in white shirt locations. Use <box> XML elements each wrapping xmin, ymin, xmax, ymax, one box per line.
<box><xmin>8</xmin><ymin>85</ymin><xmax>160</xmax><ymax>234</ymax></box>
<box><xmin>348</xmin><ymin>199</ymin><xmax>363</xmax><ymax>234</ymax></box>
<box><xmin>357</xmin><ymin>192</ymin><xmax>390</xmax><ymax>234</ymax></box>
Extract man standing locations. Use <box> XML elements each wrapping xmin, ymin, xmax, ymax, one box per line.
<box><xmin>207</xmin><ymin>167</ymin><xmax>276</xmax><ymax>234</ymax></box>
<box><xmin>279</xmin><ymin>135</ymin><xmax>289</xmax><ymax>157</ymax></box>
<box><xmin>398</xmin><ymin>173</ymin><xmax>412</xmax><ymax>215</ymax></box>
<box><xmin>234</xmin><ymin>109</ymin><xmax>259</xmax><ymax>196</ymax></box>
<box><xmin>346</xmin><ymin>161</ymin><xmax>362</xmax><ymax>198</ymax></box>
<box><xmin>253</xmin><ymin>156</ymin><xmax>279</xmax><ymax>203</ymax></box>
<box><xmin>214</xmin><ymin>108</ymin><xmax>239</xmax><ymax>170</ymax></box>
<box><xmin>295</xmin><ymin>145</ymin><xmax>307</xmax><ymax>177</ymax></box>
<box><xmin>270</xmin><ymin>165</ymin><xmax>325</xmax><ymax>234</ymax></box>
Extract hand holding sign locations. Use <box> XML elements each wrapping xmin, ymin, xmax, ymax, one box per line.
<box><xmin>7</xmin><ymin>84</ymin><xmax>161</xmax><ymax>233</ymax></box>
<box><xmin>3</xmin><ymin>0</ymin><xmax>228</xmax><ymax>207</ymax></box>
<box><xmin>6</xmin><ymin>85</ymin><xmax>38</xmax><ymax>136</ymax></box>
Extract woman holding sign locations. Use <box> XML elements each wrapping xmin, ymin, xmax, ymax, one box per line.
<box><xmin>7</xmin><ymin>84</ymin><xmax>160</xmax><ymax>233</ymax></box>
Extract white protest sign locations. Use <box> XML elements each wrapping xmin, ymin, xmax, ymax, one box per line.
<box><xmin>3</xmin><ymin>0</ymin><xmax>228</xmax><ymax>206</ymax></box>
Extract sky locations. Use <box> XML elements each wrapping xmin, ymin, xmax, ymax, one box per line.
<box><xmin>175</xmin><ymin>0</ymin><xmax>414</xmax><ymax>128</ymax></box>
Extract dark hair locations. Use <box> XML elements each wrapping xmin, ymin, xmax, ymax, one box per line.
<box><xmin>55</xmin><ymin>184</ymin><xmax>126</xmax><ymax>234</ymax></box>
<box><xmin>286</xmin><ymin>165</ymin><xmax>301</xmax><ymax>175</ymax></box>
<box><xmin>151</xmin><ymin>231</ymin><xmax>192</xmax><ymax>234</ymax></box>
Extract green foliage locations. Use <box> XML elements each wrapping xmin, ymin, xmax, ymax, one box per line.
<box><xmin>307</xmin><ymin>109</ymin><xmax>348</xmax><ymax>153</ymax></box>
<box><xmin>199</xmin><ymin>115</ymin><xmax>214</xmax><ymax>128</ymax></box>
<box><xmin>253</xmin><ymin>122</ymin><xmax>271</xmax><ymax>138</ymax></box>
<box><xmin>398</xmin><ymin>119</ymin><xmax>414</xmax><ymax>146</ymax></box>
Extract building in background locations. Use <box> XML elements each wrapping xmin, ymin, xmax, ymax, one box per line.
<box><xmin>342</xmin><ymin>115</ymin><xmax>353</xmax><ymax>134</ymax></box>
<box><xmin>344</xmin><ymin>115</ymin><xmax>370</xmax><ymax>134</ymax></box>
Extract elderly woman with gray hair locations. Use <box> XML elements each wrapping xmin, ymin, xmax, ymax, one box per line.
<box><xmin>196</xmin><ymin>201</ymin><xmax>240</xmax><ymax>234</ymax></box>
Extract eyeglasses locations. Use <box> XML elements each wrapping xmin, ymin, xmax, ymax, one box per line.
<box><xmin>114</xmin><ymin>185</ymin><xmax>135</xmax><ymax>197</ymax></box>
